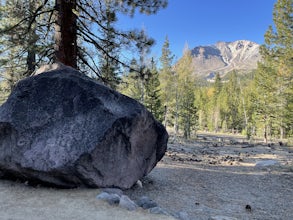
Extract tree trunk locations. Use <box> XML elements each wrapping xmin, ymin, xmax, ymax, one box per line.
<box><xmin>27</xmin><ymin>28</ymin><xmax>36</xmax><ymax>75</ymax></box>
<box><xmin>238</xmin><ymin>78</ymin><xmax>248</xmax><ymax>135</ymax></box>
<box><xmin>263</xmin><ymin>126</ymin><xmax>267</xmax><ymax>143</ymax></box>
<box><xmin>174</xmin><ymin>89</ymin><xmax>179</xmax><ymax>137</ymax></box>
<box><xmin>54</xmin><ymin>0</ymin><xmax>77</xmax><ymax>68</ymax></box>
<box><xmin>163</xmin><ymin>105</ymin><xmax>168</xmax><ymax>127</ymax></box>
<box><xmin>26</xmin><ymin>1</ymin><xmax>37</xmax><ymax>76</ymax></box>
<box><xmin>280</xmin><ymin>126</ymin><xmax>284</xmax><ymax>140</ymax></box>
<box><xmin>27</xmin><ymin>49</ymin><xmax>36</xmax><ymax>74</ymax></box>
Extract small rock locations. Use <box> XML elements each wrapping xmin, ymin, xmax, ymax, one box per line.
<box><xmin>137</xmin><ymin>196</ymin><xmax>158</xmax><ymax>209</ymax></box>
<box><xmin>267</xmin><ymin>143</ymin><xmax>272</xmax><ymax>147</ymax></box>
<box><xmin>119</xmin><ymin>195</ymin><xmax>138</xmax><ymax>211</ymax></box>
<box><xmin>241</xmin><ymin>144</ymin><xmax>254</xmax><ymax>148</ymax></box>
<box><xmin>96</xmin><ymin>192</ymin><xmax>120</xmax><ymax>205</ymax></box>
<box><xmin>149</xmin><ymin>206</ymin><xmax>169</xmax><ymax>215</ymax></box>
<box><xmin>209</xmin><ymin>216</ymin><xmax>238</xmax><ymax>220</ymax></box>
<box><xmin>245</xmin><ymin>204</ymin><xmax>252</xmax><ymax>212</ymax></box>
<box><xmin>136</xmin><ymin>180</ymin><xmax>143</xmax><ymax>188</ymax></box>
<box><xmin>102</xmin><ymin>188</ymin><xmax>123</xmax><ymax>196</ymax></box>
<box><xmin>175</xmin><ymin>211</ymin><xmax>190</xmax><ymax>220</ymax></box>
<box><xmin>255</xmin><ymin>160</ymin><xmax>280</xmax><ymax>167</ymax></box>
<box><xmin>229</xmin><ymin>139</ymin><xmax>237</xmax><ymax>145</ymax></box>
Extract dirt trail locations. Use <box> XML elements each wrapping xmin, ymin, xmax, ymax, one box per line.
<box><xmin>1</xmin><ymin>133</ymin><xmax>293</xmax><ymax>220</ymax></box>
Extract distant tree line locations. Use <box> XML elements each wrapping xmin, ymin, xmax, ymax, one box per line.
<box><xmin>163</xmin><ymin>0</ymin><xmax>292</xmax><ymax>142</ymax></box>
<box><xmin>131</xmin><ymin>0</ymin><xmax>292</xmax><ymax>142</ymax></box>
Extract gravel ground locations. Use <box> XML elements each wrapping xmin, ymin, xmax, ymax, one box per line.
<box><xmin>1</xmin><ymin>133</ymin><xmax>293</xmax><ymax>220</ymax></box>
<box><xmin>126</xmin><ymin>134</ymin><xmax>293</xmax><ymax>220</ymax></box>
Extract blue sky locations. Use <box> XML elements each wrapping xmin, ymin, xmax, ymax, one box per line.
<box><xmin>117</xmin><ymin>0</ymin><xmax>276</xmax><ymax>61</ymax></box>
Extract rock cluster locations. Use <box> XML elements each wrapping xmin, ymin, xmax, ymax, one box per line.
<box><xmin>96</xmin><ymin>188</ymin><xmax>190</xmax><ymax>220</ymax></box>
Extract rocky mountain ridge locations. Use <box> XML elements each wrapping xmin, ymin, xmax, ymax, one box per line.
<box><xmin>191</xmin><ymin>40</ymin><xmax>261</xmax><ymax>78</ymax></box>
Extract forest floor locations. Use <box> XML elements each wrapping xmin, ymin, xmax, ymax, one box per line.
<box><xmin>1</xmin><ymin>133</ymin><xmax>293</xmax><ymax>220</ymax></box>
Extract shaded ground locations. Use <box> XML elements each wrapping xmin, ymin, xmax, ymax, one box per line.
<box><xmin>1</xmin><ymin>133</ymin><xmax>293</xmax><ymax>220</ymax></box>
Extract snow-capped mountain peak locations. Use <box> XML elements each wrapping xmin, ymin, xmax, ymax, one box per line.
<box><xmin>190</xmin><ymin>40</ymin><xmax>261</xmax><ymax>77</ymax></box>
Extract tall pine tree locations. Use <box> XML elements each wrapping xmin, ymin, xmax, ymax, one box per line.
<box><xmin>0</xmin><ymin>0</ymin><xmax>53</xmax><ymax>101</ymax></box>
<box><xmin>159</xmin><ymin>36</ymin><xmax>175</xmax><ymax>127</ymax></box>
<box><xmin>97</xmin><ymin>1</ymin><xmax>121</xmax><ymax>89</ymax></box>
<box><xmin>144</xmin><ymin>58</ymin><xmax>163</xmax><ymax>121</ymax></box>
<box><xmin>254</xmin><ymin>0</ymin><xmax>293</xmax><ymax>140</ymax></box>
<box><xmin>0</xmin><ymin>0</ymin><xmax>168</xmax><ymax>89</ymax></box>
<box><xmin>175</xmin><ymin>44</ymin><xmax>197</xmax><ymax>139</ymax></box>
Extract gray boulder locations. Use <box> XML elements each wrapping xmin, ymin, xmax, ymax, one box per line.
<box><xmin>0</xmin><ymin>64</ymin><xmax>168</xmax><ymax>189</ymax></box>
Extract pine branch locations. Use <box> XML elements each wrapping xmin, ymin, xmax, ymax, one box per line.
<box><xmin>0</xmin><ymin>8</ymin><xmax>54</xmax><ymax>35</ymax></box>
<box><xmin>77</xmin><ymin>27</ymin><xmax>141</xmax><ymax>75</ymax></box>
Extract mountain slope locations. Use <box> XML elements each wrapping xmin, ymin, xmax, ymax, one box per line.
<box><xmin>190</xmin><ymin>40</ymin><xmax>261</xmax><ymax>77</ymax></box>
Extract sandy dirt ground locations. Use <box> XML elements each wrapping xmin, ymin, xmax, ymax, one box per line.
<box><xmin>0</xmin><ymin>180</ymin><xmax>174</xmax><ymax>220</ymax></box>
<box><xmin>1</xmin><ymin>133</ymin><xmax>293</xmax><ymax>220</ymax></box>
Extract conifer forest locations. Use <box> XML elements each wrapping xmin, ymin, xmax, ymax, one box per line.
<box><xmin>0</xmin><ymin>0</ymin><xmax>292</xmax><ymax>143</ymax></box>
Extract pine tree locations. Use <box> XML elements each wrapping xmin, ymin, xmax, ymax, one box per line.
<box><xmin>222</xmin><ymin>71</ymin><xmax>242</xmax><ymax>133</ymax></box>
<box><xmin>63</xmin><ymin>0</ymin><xmax>167</xmax><ymax>73</ymax></box>
<box><xmin>119</xmin><ymin>59</ymin><xmax>142</xmax><ymax>101</ymax></box>
<box><xmin>242</xmin><ymin>79</ymin><xmax>258</xmax><ymax>140</ymax></box>
<box><xmin>211</xmin><ymin>73</ymin><xmax>222</xmax><ymax>132</ymax></box>
<box><xmin>252</xmin><ymin>64</ymin><xmax>277</xmax><ymax>142</ymax></box>
<box><xmin>0</xmin><ymin>0</ymin><xmax>52</xmax><ymax>101</ymax></box>
<box><xmin>214</xmin><ymin>73</ymin><xmax>222</xmax><ymax>97</ymax></box>
<box><xmin>119</xmin><ymin>57</ymin><xmax>163</xmax><ymax>121</ymax></box>
<box><xmin>195</xmin><ymin>87</ymin><xmax>209</xmax><ymax>131</ymax></box>
<box><xmin>0</xmin><ymin>0</ymin><xmax>168</xmax><ymax>85</ymax></box>
<box><xmin>175</xmin><ymin>45</ymin><xmax>197</xmax><ymax>139</ymax></box>
<box><xmin>144</xmin><ymin>58</ymin><xmax>163</xmax><ymax>121</ymax></box>
<box><xmin>97</xmin><ymin>1</ymin><xmax>121</xmax><ymax>89</ymax></box>
<box><xmin>254</xmin><ymin>0</ymin><xmax>293</xmax><ymax>140</ymax></box>
<box><xmin>159</xmin><ymin>36</ymin><xmax>175</xmax><ymax>127</ymax></box>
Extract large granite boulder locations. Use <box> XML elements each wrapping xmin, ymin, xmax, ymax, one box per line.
<box><xmin>0</xmin><ymin>64</ymin><xmax>168</xmax><ymax>189</ymax></box>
